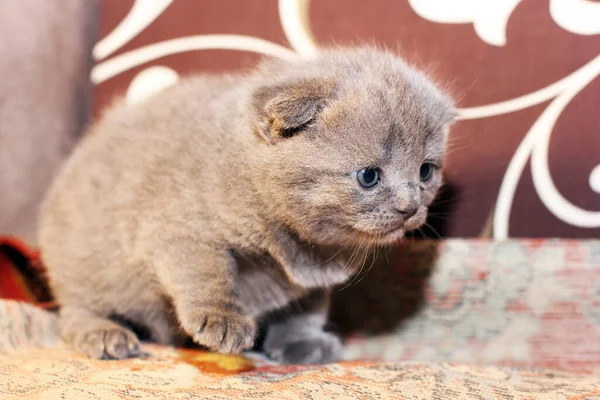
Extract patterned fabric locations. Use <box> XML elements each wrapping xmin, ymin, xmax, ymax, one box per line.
<box><xmin>2</xmin><ymin>237</ymin><xmax>600</xmax><ymax>369</ymax></box>
<box><xmin>2</xmin><ymin>239</ymin><xmax>600</xmax><ymax>397</ymax></box>
<box><xmin>2</xmin><ymin>301</ymin><xmax>600</xmax><ymax>399</ymax></box>
<box><xmin>336</xmin><ymin>239</ymin><xmax>600</xmax><ymax>373</ymax></box>
<box><xmin>93</xmin><ymin>0</ymin><xmax>600</xmax><ymax>239</ymax></box>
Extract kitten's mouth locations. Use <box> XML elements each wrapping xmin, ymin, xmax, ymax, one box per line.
<box><xmin>346</xmin><ymin>213</ymin><xmax>426</xmax><ymax>244</ymax></box>
<box><xmin>379</xmin><ymin>223</ymin><xmax>405</xmax><ymax>235</ymax></box>
<box><xmin>353</xmin><ymin>218</ymin><xmax>424</xmax><ymax>243</ymax></box>
<box><xmin>351</xmin><ymin>223</ymin><xmax>406</xmax><ymax>243</ymax></box>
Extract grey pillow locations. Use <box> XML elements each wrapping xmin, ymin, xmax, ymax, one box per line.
<box><xmin>0</xmin><ymin>0</ymin><xmax>98</xmax><ymax>244</ymax></box>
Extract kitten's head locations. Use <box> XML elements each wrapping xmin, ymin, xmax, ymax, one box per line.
<box><xmin>249</xmin><ymin>47</ymin><xmax>456</xmax><ymax>246</ymax></box>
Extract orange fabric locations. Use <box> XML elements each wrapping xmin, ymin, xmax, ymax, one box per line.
<box><xmin>0</xmin><ymin>236</ymin><xmax>54</xmax><ymax>308</ymax></box>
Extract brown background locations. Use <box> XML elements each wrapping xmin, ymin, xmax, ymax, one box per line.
<box><xmin>94</xmin><ymin>0</ymin><xmax>600</xmax><ymax>238</ymax></box>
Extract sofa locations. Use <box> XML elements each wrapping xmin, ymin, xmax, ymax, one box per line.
<box><xmin>1</xmin><ymin>1</ymin><xmax>599</xmax><ymax>398</ymax></box>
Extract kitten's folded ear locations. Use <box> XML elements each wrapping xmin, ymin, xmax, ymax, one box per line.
<box><xmin>251</xmin><ymin>78</ymin><xmax>334</xmax><ymax>143</ymax></box>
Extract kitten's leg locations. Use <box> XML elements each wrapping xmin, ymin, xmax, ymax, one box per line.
<box><xmin>153</xmin><ymin>239</ymin><xmax>256</xmax><ymax>354</ymax></box>
<box><xmin>60</xmin><ymin>306</ymin><xmax>140</xmax><ymax>359</ymax></box>
<box><xmin>263</xmin><ymin>289</ymin><xmax>341</xmax><ymax>364</ymax></box>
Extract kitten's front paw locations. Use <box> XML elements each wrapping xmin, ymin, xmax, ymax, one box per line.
<box><xmin>266</xmin><ymin>332</ymin><xmax>342</xmax><ymax>364</ymax></box>
<box><xmin>188</xmin><ymin>312</ymin><xmax>256</xmax><ymax>354</ymax></box>
<box><xmin>73</xmin><ymin>327</ymin><xmax>141</xmax><ymax>360</ymax></box>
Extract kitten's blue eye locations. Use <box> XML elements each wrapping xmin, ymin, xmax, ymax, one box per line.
<box><xmin>420</xmin><ymin>163</ymin><xmax>434</xmax><ymax>182</ymax></box>
<box><xmin>357</xmin><ymin>168</ymin><xmax>380</xmax><ymax>189</ymax></box>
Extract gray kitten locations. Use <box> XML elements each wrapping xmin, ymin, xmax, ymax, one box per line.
<box><xmin>39</xmin><ymin>46</ymin><xmax>455</xmax><ymax>364</ymax></box>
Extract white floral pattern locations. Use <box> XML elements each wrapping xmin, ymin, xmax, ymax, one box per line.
<box><xmin>404</xmin><ymin>1</ymin><xmax>600</xmax><ymax>238</ymax></box>
<box><xmin>91</xmin><ymin>1</ymin><xmax>600</xmax><ymax>239</ymax></box>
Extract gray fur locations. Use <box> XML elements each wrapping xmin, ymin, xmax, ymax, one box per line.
<box><xmin>39</xmin><ymin>46</ymin><xmax>455</xmax><ymax>364</ymax></box>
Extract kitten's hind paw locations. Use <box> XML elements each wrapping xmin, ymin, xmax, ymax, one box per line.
<box><xmin>266</xmin><ymin>332</ymin><xmax>342</xmax><ymax>364</ymax></box>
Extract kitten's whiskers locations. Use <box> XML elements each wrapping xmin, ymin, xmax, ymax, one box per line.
<box><xmin>338</xmin><ymin>236</ymin><xmax>375</xmax><ymax>291</ymax></box>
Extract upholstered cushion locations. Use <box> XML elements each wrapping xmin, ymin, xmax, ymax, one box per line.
<box><xmin>2</xmin><ymin>300</ymin><xmax>600</xmax><ymax>399</ymax></box>
<box><xmin>92</xmin><ymin>0</ymin><xmax>600</xmax><ymax>239</ymax></box>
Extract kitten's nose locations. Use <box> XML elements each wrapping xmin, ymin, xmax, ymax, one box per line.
<box><xmin>394</xmin><ymin>183</ymin><xmax>419</xmax><ymax>220</ymax></box>
<box><xmin>397</xmin><ymin>205</ymin><xmax>417</xmax><ymax>220</ymax></box>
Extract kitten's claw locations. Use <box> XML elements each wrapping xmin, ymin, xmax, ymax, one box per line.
<box><xmin>73</xmin><ymin>327</ymin><xmax>140</xmax><ymax>359</ymax></box>
<box><xmin>191</xmin><ymin>312</ymin><xmax>256</xmax><ymax>354</ymax></box>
